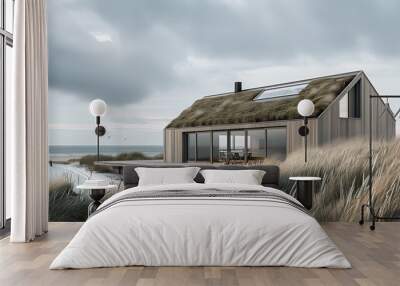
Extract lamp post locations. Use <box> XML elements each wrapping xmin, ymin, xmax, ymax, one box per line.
<box><xmin>359</xmin><ymin>94</ymin><xmax>400</xmax><ymax>231</ymax></box>
<box><xmin>297</xmin><ymin>99</ymin><xmax>315</xmax><ymax>163</ymax></box>
<box><xmin>89</xmin><ymin>99</ymin><xmax>107</xmax><ymax>161</ymax></box>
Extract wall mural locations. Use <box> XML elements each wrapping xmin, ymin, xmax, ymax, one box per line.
<box><xmin>47</xmin><ymin>1</ymin><xmax>400</xmax><ymax>223</ymax></box>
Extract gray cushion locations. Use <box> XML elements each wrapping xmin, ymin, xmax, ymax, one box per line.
<box><xmin>123</xmin><ymin>164</ymin><xmax>279</xmax><ymax>190</ymax></box>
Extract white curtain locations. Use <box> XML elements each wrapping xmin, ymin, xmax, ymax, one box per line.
<box><xmin>9</xmin><ymin>0</ymin><xmax>49</xmax><ymax>242</ymax></box>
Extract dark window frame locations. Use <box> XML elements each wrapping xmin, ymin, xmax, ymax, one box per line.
<box><xmin>183</xmin><ymin>126</ymin><xmax>287</xmax><ymax>163</ymax></box>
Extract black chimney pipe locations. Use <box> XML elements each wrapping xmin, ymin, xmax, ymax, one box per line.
<box><xmin>234</xmin><ymin>81</ymin><xmax>242</xmax><ymax>93</ymax></box>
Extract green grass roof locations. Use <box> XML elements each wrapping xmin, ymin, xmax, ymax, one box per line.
<box><xmin>167</xmin><ymin>74</ymin><xmax>356</xmax><ymax>128</ymax></box>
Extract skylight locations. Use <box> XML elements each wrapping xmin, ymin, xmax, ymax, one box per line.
<box><xmin>254</xmin><ymin>82</ymin><xmax>309</xmax><ymax>101</ymax></box>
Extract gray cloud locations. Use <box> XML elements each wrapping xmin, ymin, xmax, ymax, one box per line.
<box><xmin>83</xmin><ymin>0</ymin><xmax>400</xmax><ymax>59</ymax></box>
<box><xmin>48</xmin><ymin>0</ymin><xmax>184</xmax><ymax>105</ymax></box>
<box><xmin>48</xmin><ymin>0</ymin><xmax>400</xmax><ymax>106</ymax></box>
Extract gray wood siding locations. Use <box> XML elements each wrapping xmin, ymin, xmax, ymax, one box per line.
<box><xmin>363</xmin><ymin>73</ymin><xmax>396</xmax><ymax>141</ymax></box>
<box><xmin>164</xmin><ymin>128</ymin><xmax>183</xmax><ymax>163</ymax></box>
<box><xmin>317</xmin><ymin>72</ymin><xmax>395</xmax><ymax>145</ymax></box>
<box><xmin>286</xmin><ymin>119</ymin><xmax>318</xmax><ymax>153</ymax></box>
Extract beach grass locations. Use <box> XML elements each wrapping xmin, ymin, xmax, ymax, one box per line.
<box><xmin>49</xmin><ymin>174</ymin><xmax>90</xmax><ymax>222</ymax></box>
<box><xmin>49</xmin><ymin>151</ymin><xmax>162</xmax><ymax>221</ymax></box>
<box><xmin>278</xmin><ymin>138</ymin><xmax>400</xmax><ymax>222</ymax></box>
<box><xmin>49</xmin><ymin>141</ymin><xmax>400</xmax><ymax>222</ymax></box>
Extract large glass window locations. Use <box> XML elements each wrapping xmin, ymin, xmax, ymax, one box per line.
<box><xmin>186</xmin><ymin>133</ymin><xmax>196</xmax><ymax>161</ymax></box>
<box><xmin>196</xmin><ymin>132</ymin><xmax>211</xmax><ymax>161</ymax></box>
<box><xmin>184</xmin><ymin>127</ymin><xmax>287</xmax><ymax>163</ymax></box>
<box><xmin>212</xmin><ymin>131</ymin><xmax>228</xmax><ymax>162</ymax></box>
<box><xmin>247</xmin><ymin>129</ymin><xmax>266</xmax><ymax>161</ymax></box>
<box><xmin>1</xmin><ymin>0</ymin><xmax>14</xmax><ymax>229</ymax></box>
<box><xmin>339</xmin><ymin>80</ymin><xmax>361</xmax><ymax>119</ymax></box>
<box><xmin>230</xmin><ymin>131</ymin><xmax>245</xmax><ymax>161</ymax></box>
<box><xmin>348</xmin><ymin>81</ymin><xmax>361</xmax><ymax>118</ymax></box>
<box><xmin>267</xmin><ymin>128</ymin><xmax>287</xmax><ymax>161</ymax></box>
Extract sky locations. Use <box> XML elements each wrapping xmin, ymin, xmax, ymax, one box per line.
<box><xmin>48</xmin><ymin>0</ymin><xmax>400</xmax><ymax>146</ymax></box>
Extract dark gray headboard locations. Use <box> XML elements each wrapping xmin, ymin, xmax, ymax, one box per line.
<box><xmin>123</xmin><ymin>164</ymin><xmax>280</xmax><ymax>189</ymax></box>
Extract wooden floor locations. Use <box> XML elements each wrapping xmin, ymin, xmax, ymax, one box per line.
<box><xmin>0</xmin><ymin>222</ymin><xmax>399</xmax><ymax>286</ymax></box>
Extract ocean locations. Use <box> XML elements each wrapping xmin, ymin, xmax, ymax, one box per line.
<box><xmin>49</xmin><ymin>145</ymin><xmax>163</xmax><ymax>159</ymax></box>
<box><xmin>49</xmin><ymin>145</ymin><xmax>164</xmax><ymax>186</ymax></box>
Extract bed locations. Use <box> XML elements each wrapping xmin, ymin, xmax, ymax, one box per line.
<box><xmin>50</xmin><ymin>165</ymin><xmax>350</xmax><ymax>269</ymax></box>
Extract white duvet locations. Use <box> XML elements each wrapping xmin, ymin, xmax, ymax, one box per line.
<box><xmin>50</xmin><ymin>183</ymin><xmax>351</xmax><ymax>269</ymax></box>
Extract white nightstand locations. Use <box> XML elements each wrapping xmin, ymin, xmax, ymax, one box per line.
<box><xmin>77</xmin><ymin>184</ymin><xmax>117</xmax><ymax>217</ymax></box>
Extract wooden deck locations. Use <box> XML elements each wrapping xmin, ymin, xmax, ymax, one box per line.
<box><xmin>0</xmin><ymin>222</ymin><xmax>399</xmax><ymax>286</ymax></box>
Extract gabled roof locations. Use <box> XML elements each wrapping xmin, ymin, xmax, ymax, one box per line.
<box><xmin>167</xmin><ymin>71</ymin><xmax>360</xmax><ymax>128</ymax></box>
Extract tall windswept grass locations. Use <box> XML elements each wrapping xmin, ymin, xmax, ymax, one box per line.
<box><xmin>49</xmin><ymin>175</ymin><xmax>90</xmax><ymax>222</ymax></box>
<box><xmin>279</xmin><ymin>138</ymin><xmax>400</xmax><ymax>222</ymax></box>
<box><xmin>48</xmin><ymin>141</ymin><xmax>400</xmax><ymax>222</ymax></box>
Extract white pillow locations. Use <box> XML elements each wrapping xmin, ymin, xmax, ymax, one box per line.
<box><xmin>200</xmin><ymin>169</ymin><xmax>266</xmax><ymax>185</ymax></box>
<box><xmin>135</xmin><ymin>167</ymin><xmax>200</xmax><ymax>186</ymax></box>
